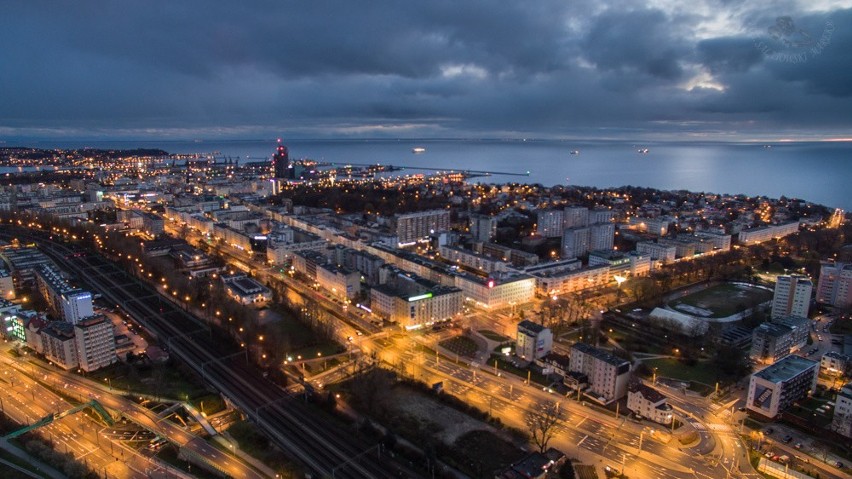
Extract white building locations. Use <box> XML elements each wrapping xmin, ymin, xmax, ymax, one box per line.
<box><xmin>0</xmin><ymin>269</ymin><xmax>14</xmax><ymax>300</ymax></box>
<box><xmin>40</xmin><ymin>321</ymin><xmax>79</xmax><ymax>370</ymax></box>
<box><xmin>737</xmin><ymin>221</ymin><xmax>799</xmax><ymax>245</ymax></box>
<box><xmin>820</xmin><ymin>352</ymin><xmax>852</xmax><ymax>377</ymax></box>
<box><xmin>771</xmin><ymin>275</ymin><xmax>812</xmax><ymax>319</ymax></box>
<box><xmin>628</xmin><ymin>217</ymin><xmax>669</xmax><ymax>236</ymax></box>
<box><xmin>221</xmin><ymin>273</ymin><xmax>272</xmax><ymax>306</ymax></box>
<box><xmin>562</xmin><ymin>206</ymin><xmax>589</xmax><ymax>229</ymax></box>
<box><xmin>627</xmin><ymin>384</ymin><xmax>673</xmax><ymax>425</ymax></box>
<box><xmin>370</xmin><ymin>272</ymin><xmax>462</xmax><ymax>329</ymax></box>
<box><xmin>393</xmin><ymin>209</ymin><xmax>450</xmax><ymax>245</ymax></box>
<box><xmin>831</xmin><ymin>382</ymin><xmax>852</xmax><ymax>438</ymax></box>
<box><xmin>527</xmin><ymin>262</ymin><xmax>610</xmax><ymax>296</ymax></box>
<box><xmin>316</xmin><ymin>263</ymin><xmax>360</xmax><ymax>300</ymax></box>
<box><xmin>439</xmin><ymin>245</ymin><xmax>508</xmax><ymax>274</ymax></box>
<box><xmin>469</xmin><ymin>214</ymin><xmax>496</xmax><ymax>242</ymax></box>
<box><xmin>635</xmin><ymin>241</ymin><xmax>677</xmax><ymax>264</ymax></box>
<box><xmin>516</xmin><ymin>320</ymin><xmax>552</xmax><ymax>361</ymax></box>
<box><xmin>561</xmin><ymin>227</ymin><xmax>590</xmax><ymax>259</ymax></box>
<box><xmin>454</xmin><ymin>272</ymin><xmax>536</xmax><ymax>309</ymax></box>
<box><xmin>750</xmin><ymin>322</ymin><xmax>796</xmax><ymax>365</ymax></box>
<box><xmin>816</xmin><ymin>261</ymin><xmax>852</xmax><ymax>308</ymax></box>
<box><xmin>589</xmin><ymin>223</ymin><xmax>615</xmax><ymax>252</ymax></box>
<box><xmin>35</xmin><ymin>265</ymin><xmax>94</xmax><ymax>324</ymax></box>
<box><xmin>74</xmin><ymin>315</ymin><xmax>117</xmax><ymax>372</ymax></box>
<box><xmin>569</xmin><ymin>342</ymin><xmax>631</xmax><ymax>404</ymax></box>
<box><xmin>746</xmin><ymin>355</ymin><xmax>818</xmax><ymax>419</ymax></box>
<box><xmin>536</xmin><ymin>209</ymin><xmax>564</xmax><ymax>238</ymax></box>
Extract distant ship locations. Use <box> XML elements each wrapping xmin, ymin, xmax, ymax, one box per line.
<box><xmin>570</xmin><ymin>150</ymin><xmax>580</xmax><ymax>155</ymax></box>
<box><xmin>412</xmin><ymin>147</ymin><xmax>426</xmax><ymax>154</ymax></box>
<box><xmin>637</xmin><ymin>148</ymin><xmax>649</xmax><ymax>154</ymax></box>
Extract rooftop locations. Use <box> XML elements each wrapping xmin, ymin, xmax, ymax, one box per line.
<box><xmin>571</xmin><ymin>342</ymin><xmax>630</xmax><ymax>367</ymax></box>
<box><xmin>753</xmin><ymin>355</ymin><xmax>818</xmax><ymax>384</ymax></box>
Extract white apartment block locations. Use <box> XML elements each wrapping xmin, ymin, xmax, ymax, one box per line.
<box><xmin>36</xmin><ymin>265</ymin><xmax>94</xmax><ymax>324</ymax></box>
<box><xmin>635</xmin><ymin>241</ymin><xmax>677</xmax><ymax>264</ymax></box>
<box><xmin>528</xmin><ymin>262</ymin><xmax>610</xmax><ymax>296</ymax></box>
<box><xmin>74</xmin><ymin>315</ymin><xmax>117</xmax><ymax>372</ymax></box>
<box><xmin>394</xmin><ymin>209</ymin><xmax>450</xmax><ymax>244</ymax></box>
<box><xmin>439</xmin><ymin>245</ymin><xmax>508</xmax><ymax>274</ymax></box>
<box><xmin>454</xmin><ymin>273</ymin><xmax>536</xmax><ymax>309</ymax></box>
<box><xmin>737</xmin><ymin>221</ymin><xmax>799</xmax><ymax>245</ymax></box>
<box><xmin>370</xmin><ymin>276</ymin><xmax>462</xmax><ymax>330</ymax></box>
<box><xmin>536</xmin><ymin>209</ymin><xmax>564</xmax><ymax>238</ymax></box>
<box><xmin>589</xmin><ymin>208</ymin><xmax>616</xmax><ymax>225</ymax></box>
<box><xmin>469</xmin><ymin>214</ymin><xmax>496</xmax><ymax>242</ymax></box>
<box><xmin>628</xmin><ymin>216</ymin><xmax>669</xmax><ymax>236</ymax></box>
<box><xmin>316</xmin><ymin>263</ymin><xmax>360</xmax><ymax>300</ymax></box>
<box><xmin>816</xmin><ymin>261</ymin><xmax>852</xmax><ymax>308</ymax></box>
<box><xmin>771</xmin><ymin>275</ymin><xmax>812</xmax><ymax>319</ymax></box>
<box><xmin>569</xmin><ymin>342</ymin><xmax>631</xmax><ymax>404</ymax></box>
<box><xmin>40</xmin><ymin>321</ymin><xmax>79</xmax><ymax>370</ymax></box>
<box><xmin>747</xmin><ymin>356</ymin><xmax>818</xmax><ymax>419</ymax></box>
<box><xmin>589</xmin><ymin>223</ymin><xmax>615</xmax><ymax>252</ymax></box>
<box><xmin>561</xmin><ymin>227</ymin><xmax>590</xmax><ymax>259</ymax></box>
<box><xmin>831</xmin><ymin>382</ymin><xmax>852</xmax><ymax>438</ymax></box>
<box><xmin>0</xmin><ymin>270</ymin><xmax>14</xmax><ymax>300</ymax></box>
<box><xmin>562</xmin><ymin>206</ymin><xmax>589</xmax><ymax>229</ymax></box>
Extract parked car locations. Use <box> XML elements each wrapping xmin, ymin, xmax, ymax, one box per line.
<box><xmin>783</xmin><ymin>435</ymin><xmax>793</xmax><ymax>443</ymax></box>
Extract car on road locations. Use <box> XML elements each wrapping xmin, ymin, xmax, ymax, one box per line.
<box><xmin>783</xmin><ymin>435</ymin><xmax>793</xmax><ymax>443</ymax></box>
<box><xmin>835</xmin><ymin>461</ymin><xmax>844</xmax><ymax>468</ymax></box>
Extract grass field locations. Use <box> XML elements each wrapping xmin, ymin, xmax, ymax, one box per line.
<box><xmin>669</xmin><ymin>283</ymin><xmax>772</xmax><ymax>318</ymax></box>
<box><xmin>641</xmin><ymin>357</ymin><xmax>723</xmax><ymax>386</ymax></box>
<box><xmin>439</xmin><ymin>336</ymin><xmax>479</xmax><ymax>358</ymax></box>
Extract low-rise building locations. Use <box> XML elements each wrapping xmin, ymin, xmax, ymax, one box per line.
<box><xmin>746</xmin><ymin>355</ymin><xmax>818</xmax><ymax>419</ymax></box>
<box><xmin>820</xmin><ymin>352</ymin><xmax>852</xmax><ymax>377</ymax></box>
<box><xmin>453</xmin><ymin>271</ymin><xmax>536</xmax><ymax>309</ymax></box>
<box><xmin>737</xmin><ymin>221</ymin><xmax>799</xmax><ymax>245</ymax></box>
<box><xmin>569</xmin><ymin>342</ymin><xmax>631</xmax><ymax>404</ymax></box>
<box><xmin>627</xmin><ymin>384</ymin><xmax>673</xmax><ymax>425</ymax></box>
<box><xmin>635</xmin><ymin>241</ymin><xmax>677</xmax><ymax>264</ymax></box>
<box><xmin>516</xmin><ymin>320</ymin><xmax>552</xmax><ymax>361</ymax></box>
<box><xmin>221</xmin><ymin>273</ymin><xmax>272</xmax><ymax>306</ymax></box>
<box><xmin>831</xmin><ymin>382</ymin><xmax>852</xmax><ymax>438</ymax></box>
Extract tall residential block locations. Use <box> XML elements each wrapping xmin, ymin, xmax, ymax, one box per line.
<box><xmin>771</xmin><ymin>275</ymin><xmax>812</xmax><ymax>319</ymax></box>
<box><xmin>816</xmin><ymin>261</ymin><xmax>852</xmax><ymax>308</ymax></box>
<box><xmin>536</xmin><ymin>209</ymin><xmax>564</xmax><ymax>238</ymax></box>
<box><xmin>393</xmin><ymin>209</ymin><xmax>450</xmax><ymax>245</ymax></box>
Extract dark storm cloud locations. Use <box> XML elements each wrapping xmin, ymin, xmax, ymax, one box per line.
<box><xmin>0</xmin><ymin>1</ymin><xmax>851</xmax><ymax>140</ymax></box>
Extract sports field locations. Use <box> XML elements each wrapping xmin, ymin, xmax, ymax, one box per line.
<box><xmin>669</xmin><ymin>283</ymin><xmax>772</xmax><ymax>318</ymax></box>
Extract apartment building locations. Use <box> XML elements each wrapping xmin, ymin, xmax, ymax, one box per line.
<box><xmin>569</xmin><ymin>342</ymin><xmax>631</xmax><ymax>404</ymax></box>
<box><xmin>771</xmin><ymin>275</ymin><xmax>812</xmax><ymax>319</ymax></box>
<box><xmin>747</xmin><ymin>355</ymin><xmax>818</xmax><ymax>419</ymax></box>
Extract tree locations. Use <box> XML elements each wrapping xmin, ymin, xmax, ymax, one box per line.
<box><xmin>524</xmin><ymin>401</ymin><xmax>562</xmax><ymax>453</ymax></box>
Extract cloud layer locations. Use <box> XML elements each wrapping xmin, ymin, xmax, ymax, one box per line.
<box><xmin>1</xmin><ymin>1</ymin><xmax>851</xmax><ymax>140</ymax></box>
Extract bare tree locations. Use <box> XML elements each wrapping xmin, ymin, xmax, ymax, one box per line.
<box><xmin>524</xmin><ymin>401</ymin><xmax>562</xmax><ymax>453</ymax></box>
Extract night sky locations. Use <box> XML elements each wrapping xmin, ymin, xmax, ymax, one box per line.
<box><xmin>2</xmin><ymin>1</ymin><xmax>851</xmax><ymax>141</ymax></box>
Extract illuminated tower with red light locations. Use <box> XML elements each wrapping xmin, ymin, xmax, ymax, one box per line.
<box><xmin>272</xmin><ymin>138</ymin><xmax>290</xmax><ymax>179</ymax></box>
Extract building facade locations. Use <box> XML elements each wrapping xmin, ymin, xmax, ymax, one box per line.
<box><xmin>393</xmin><ymin>209</ymin><xmax>451</xmax><ymax>245</ymax></box>
<box><xmin>569</xmin><ymin>342</ymin><xmax>631</xmax><ymax>404</ymax></box>
<box><xmin>816</xmin><ymin>261</ymin><xmax>852</xmax><ymax>308</ymax></box>
<box><xmin>771</xmin><ymin>275</ymin><xmax>812</xmax><ymax>319</ymax></box>
<box><xmin>74</xmin><ymin>315</ymin><xmax>117</xmax><ymax>372</ymax></box>
<box><xmin>746</xmin><ymin>356</ymin><xmax>818</xmax><ymax>419</ymax></box>
<box><xmin>627</xmin><ymin>384</ymin><xmax>673</xmax><ymax>425</ymax></box>
<box><xmin>831</xmin><ymin>382</ymin><xmax>852</xmax><ymax>438</ymax></box>
<box><xmin>516</xmin><ymin>320</ymin><xmax>553</xmax><ymax>361</ymax></box>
